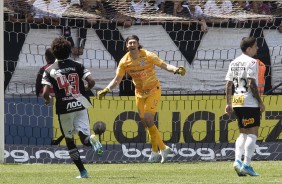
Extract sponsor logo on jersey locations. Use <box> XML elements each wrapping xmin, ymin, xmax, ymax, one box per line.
<box><xmin>66</xmin><ymin>101</ymin><xmax>82</xmax><ymax>110</ymax></box>
<box><xmin>242</xmin><ymin>118</ymin><xmax>255</xmax><ymax>126</ymax></box>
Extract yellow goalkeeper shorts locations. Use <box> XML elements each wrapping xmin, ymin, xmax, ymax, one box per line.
<box><xmin>135</xmin><ymin>87</ymin><xmax>161</xmax><ymax>119</ymax></box>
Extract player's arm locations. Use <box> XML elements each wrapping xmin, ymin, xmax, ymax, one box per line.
<box><xmin>97</xmin><ymin>75</ymin><xmax>123</xmax><ymax>100</ymax></box>
<box><xmin>106</xmin><ymin>75</ymin><xmax>123</xmax><ymax>91</ymax></box>
<box><xmin>248</xmin><ymin>78</ymin><xmax>265</xmax><ymax>113</ymax></box>
<box><xmin>225</xmin><ymin>80</ymin><xmax>233</xmax><ymax>115</ymax></box>
<box><xmin>42</xmin><ymin>84</ymin><xmax>51</xmax><ymax>105</ymax></box>
<box><xmin>160</xmin><ymin>62</ymin><xmax>186</xmax><ymax>76</ymax></box>
<box><xmin>160</xmin><ymin>62</ymin><xmax>177</xmax><ymax>73</ymax></box>
<box><xmin>226</xmin><ymin>80</ymin><xmax>233</xmax><ymax>105</ymax></box>
<box><xmin>35</xmin><ymin>68</ymin><xmax>44</xmax><ymax>97</ymax></box>
<box><xmin>41</xmin><ymin>70</ymin><xmax>52</xmax><ymax>104</ymax></box>
<box><xmin>199</xmin><ymin>18</ymin><xmax>208</xmax><ymax>33</ymax></box>
<box><xmin>84</xmin><ymin>74</ymin><xmax>95</xmax><ymax>91</ymax></box>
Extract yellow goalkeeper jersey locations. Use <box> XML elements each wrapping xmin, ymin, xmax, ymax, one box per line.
<box><xmin>116</xmin><ymin>49</ymin><xmax>164</xmax><ymax>98</ymax></box>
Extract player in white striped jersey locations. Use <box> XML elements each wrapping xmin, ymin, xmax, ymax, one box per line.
<box><xmin>225</xmin><ymin>36</ymin><xmax>265</xmax><ymax>176</ymax></box>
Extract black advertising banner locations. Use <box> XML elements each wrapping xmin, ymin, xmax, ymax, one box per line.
<box><xmin>4</xmin><ymin>143</ymin><xmax>282</xmax><ymax>163</ymax></box>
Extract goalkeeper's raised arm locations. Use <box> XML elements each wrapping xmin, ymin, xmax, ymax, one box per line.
<box><xmin>160</xmin><ymin>62</ymin><xmax>186</xmax><ymax>76</ymax></box>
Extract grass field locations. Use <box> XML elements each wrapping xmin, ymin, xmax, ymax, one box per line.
<box><xmin>0</xmin><ymin>161</ymin><xmax>281</xmax><ymax>184</ymax></box>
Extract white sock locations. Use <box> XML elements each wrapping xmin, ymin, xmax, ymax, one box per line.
<box><xmin>244</xmin><ymin>134</ymin><xmax>257</xmax><ymax>165</ymax></box>
<box><xmin>235</xmin><ymin>133</ymin><xmax>247</xmax><ymax>161</ymax></box>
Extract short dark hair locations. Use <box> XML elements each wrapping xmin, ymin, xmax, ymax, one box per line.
<box><xmin>45</xmin><ymin>48</ymin><xmax>55</xmax><ymax>64</ymax></box>
<box><xmin>240</xmin><ymin>36</ymin><xmax>256</xmax><ymax>52</ymax></box>
<box><xmin>51</xmin><ymin>37</ymin><xmax>71</xmax><ymax>60</ymax></box>
<box><xmin>125</xmin><ymin>35</ymin><xmax>143</xmax><ymax>50</ymax></box>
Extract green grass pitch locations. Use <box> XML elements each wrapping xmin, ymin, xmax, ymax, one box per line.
<box><xmin>1</xmin><ymin>161</ymin><xmax>281</xmax><ymax>184</ymax></box>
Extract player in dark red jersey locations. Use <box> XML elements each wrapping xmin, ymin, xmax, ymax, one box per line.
<box><xmin>42</xmin><ymin>37</ymin><xmax>102</xmax><ymax>179</ymax></box>
<box><xmin>35</xmin><ymin>48</ymin><xmax>56</xmax><ymax>97</ymax></box>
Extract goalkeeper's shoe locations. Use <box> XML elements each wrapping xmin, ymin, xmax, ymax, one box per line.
<box><xmin>160</xmin><ymin>146</ymin><xmax>172</xmax><ymax>164</ymax></box>
<box><xmin>76</xmin><ymin>170</ymin><xmax>88</xmax><ymax>179</ymax></box>
<box><xmin>240</xmin><ymin>163</ymin><xmax>260</xmax><ymax>176</ymax></box>
<box><xmin>148</xmin><ymin>151</ymin><xmax>160</xmax><ymax>163</ymax></box>
<box><xmin>90</xmin><ymin>134</ymin><xmax>103</xmax><ymax>156</ymax></box>
<box><xmin>233</xmin><ymin>160</ymin><xmax>247</xmax><ymax>176</ymax></box>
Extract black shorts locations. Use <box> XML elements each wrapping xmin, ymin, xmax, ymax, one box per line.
<box><xmin>233</xmin><ymin>107</ymin><xmax>260</xmax><ymax>129</ymax></box>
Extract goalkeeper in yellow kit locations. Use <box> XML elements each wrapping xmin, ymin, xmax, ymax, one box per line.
<box><xmin>98</xmin><ymin>35</ymin><xmax>186</xmax><ymax>163</ymax></box>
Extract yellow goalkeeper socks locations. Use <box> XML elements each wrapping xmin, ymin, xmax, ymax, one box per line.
<box><xmin>148</xmin><ymin>125</ymin><xmax>166</xmax><ymax>151</ymax></box>
<box><xmin>147</xmin><ymin>127</ymin><xmax>158</xmax><ymax>153</ymax></box>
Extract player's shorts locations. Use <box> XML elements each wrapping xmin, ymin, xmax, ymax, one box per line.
<box><xmin>233</xmin><ymin>107</ymin><xmax>260</xmax><ymax>129</ymax></box>
<box><xmin>58</xmin><ymin>109</ymin><xmax>90</xmax><ymax>138</ymax></box>
<box><xmin>135</xmin><ymin>86</ymin><xmax>161</xmax><ymax>119</ymax></box>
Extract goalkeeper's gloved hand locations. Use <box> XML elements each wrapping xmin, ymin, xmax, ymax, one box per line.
<box><xmin>97</xmin><ymin>88</ymin><xmax>110</xmax><ymax>100</ymax></box>
<box><xmin>174</xmin><ymin>66</ymin><xmax>186</xmax><ymax>76</ymax></box>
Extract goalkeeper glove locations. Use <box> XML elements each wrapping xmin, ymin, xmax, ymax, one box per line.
<box><xmin>97</xmin><ymin>88</ymin><xmax>109</xmax><ymax>100</ymax></box>
<box><xmin>174</xmin><ymin>66</ymin><xmax>186</xmax><ymax>76</ymax></box>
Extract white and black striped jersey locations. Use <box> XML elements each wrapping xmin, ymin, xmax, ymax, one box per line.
<box><xmin>42</xmin><ymin>59</ymin><xmax>91</xmax><ymax>114</ymax></box>
<box><xmin>225</xmin><ymin>53</ymin><xmax>259</xmax><ymax>107</ymax></box>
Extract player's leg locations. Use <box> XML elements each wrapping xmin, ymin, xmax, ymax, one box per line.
<box><xmin>58</xmin><ymin>112</ymin><xmax>88</xmax><ymax>178</ymax></box>
<box><xmin>234</xmin><ymin>131</ymin><xmax>247</xmax><ymax>176</ymax></box>
<box><xmin>241</xmin><ymin>127</ymin><xmax>260</xmax><ymax>176</ymax></box>
<box><xmin>136</xmin><ymin>96</ymin><xmax>159</xmax><ymax>162</ymax></box>
<box><xmin>144</xmin><ymin>89</ymin><xmax>171</xmax><ymax>163</ymax></box>
<box><xmin>232</xmin><ymin>107</ymin><xmax>247</xmax><ymax>176</ymax></box>
<box><xmin>74</xmin><ymin>109</ymin><xmax>103</xmax><ymax>156</ymax></box>
<box><xmin>239</xmin><ymin>108</ymin><xmax>261</xmax><ymax>176</ymax></box>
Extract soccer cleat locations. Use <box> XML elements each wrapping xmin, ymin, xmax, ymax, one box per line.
<box><xmin>233</xmin><ymin>160</ymin><xmax>247</xmax><ymax>176</ymax></box>
<box><xmin>76</xmin><ymin>170</ymin><xmax>88</xmax><ymax>179</ymax></box>
<box><xmin>90</xmin><ymin>134</ymin><xmax>103</xmax><ymax>156</ymax></box>
<box><xmin>148</xmin><ymin>151</ymin><xmax>161</xmax><ymax>163</ymax></box>
<box><xmin>160</xmin><ymin>146</ymin><xmax>171</xmax><ymax>164</ymax></box>
<box><xmin>240</xmin><ymin>163</ymin><xmax>260</xmax><ymax>176</ymax></box>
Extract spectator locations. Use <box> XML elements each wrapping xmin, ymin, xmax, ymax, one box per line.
<box><xmin>154</xmin><ymin>0</ymin><xmax>165</xmax><ymax>12</ymax></box>
<box><xmin>28</xmin><ymin>0</ymin><xmax>93</xmax><ymax>58</ymax></box>
<box><xmin>172</xmin><ymin>0</ymin><xmax>183</xmax><ymax>16</ymax></box>
<box><xmin>204</xmin><ymin>0</ymin><xmax>232</xmax><ymax>23</ymax></box>
<box><xmin>182</xmin><ymin>0</ymin><xmax>208</xmax><ymax>32</ymax></box>
<box><xmin>129</xmin><ymin>0</ymin><xmax>151</xmax><ymax>23</ymax></box>
<box><xmin>247</xmin><ymin>1</ymin><xmax>272</xmax><ymax>15</ymax></box>
<box><xmin>204</xmin><ymin>0</ymin><xmax>232</xmax><ymax>15</ymax></box>
<box><xmin>103</xmin><ymin>0</ymin><xmax>135</xmax><ymax>28</ymax></box>
<box><xmin>35</xmin><ymin>48</ymin><xmax>55</xmax><ymax>97</ymax></box>
<box><xmin>220</xmin><ymin>0</ymin><xmax>233</xmax><ymax>14</ymax></box>
<box><xmin>27</xmin><ymin>0</ymin><xmax>69</xmax><ymax>26</ymax></box>
<box><xmin>235</xmin><ymin>1</ymin><xmax>250</xmax><ymax>11</ymax></box>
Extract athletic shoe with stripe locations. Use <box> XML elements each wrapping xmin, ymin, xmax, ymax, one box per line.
<box><xmin>233</xmin><ymin>160</ymin><xmax>246</xmax><ymax>176</ymax></box>
<box><xmin>240</xmin><ymin>163</ymin><xmax>260</xmax><ymax>176</ymax></box>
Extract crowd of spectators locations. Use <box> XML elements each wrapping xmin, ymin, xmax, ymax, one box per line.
<box><xmin>4</xmin><ymin>0</ymin><xmax>282</xmax><ymax>57</ymax></box>
<box><xmin>5</xmin><ymin>1</ymin><xmax>281</xmax><ymax>28</ymax></box>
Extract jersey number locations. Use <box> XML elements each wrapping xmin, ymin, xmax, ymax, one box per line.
<box><xmin>56</xmin><ymin>73</ymin><xmax>79</xmax><ymax>96</ymax></box>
